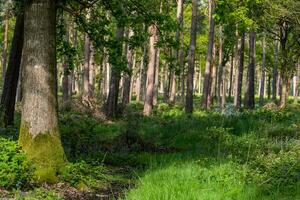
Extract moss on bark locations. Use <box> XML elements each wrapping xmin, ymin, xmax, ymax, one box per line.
<box><xmin>19</xmin><ymin>122</ymin><xmax>67</xmax><ymax>183</ymax></box>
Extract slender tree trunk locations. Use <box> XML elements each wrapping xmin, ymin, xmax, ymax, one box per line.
<box><xmin>1</xmin><ymin>12</ymin><xmax>24</xmax><ymax>127</ymax></box>
<box><xmin>101</xmin><ymin>48</ymin><xmax>109</xmax><ymax>99</ymax></box>
<box><xmin>153</xmin><ymin>48</ymin><xmax>160</xmax><ymax>105</ymax></box>
<box><xmin>198</xmin><ymin>67</ymin><xmax>202</xmax><ymax>95</ymax></box>
<box><xmin>245</xmin><ymin>32</ymin><xmax>256</xmax><ymax>109</ymax></box>
<box><xmin>185</xmin><ymin>0</ymin><xmax>197</xmax><ymax>113</ymax></box>
<box><xmin>62</xmin><ymin>18</ymin><xmax>71</xmax><ymax>105</ymax></box>
<box><xmin>267</xmin><ymin>74</ymin><xmax>271</xmax><ymax>100</ymax></box>
<box><xmin>259</xmin><ymin>35</ymin><xmax>266</xmax><ymax>106</ymax></box>
<box><xmin>82</xmin><ymin>34</ymin><xmax>92</xmax><ymax>101</ymax></box>
<box><xmin>122</xmin><ymin>29</ymin><xmax>134</xmax><ymax>107</ymax></box>
<box><xmin>106</xmin><ymin>26</ymin><xmax>124</xmax><ymax>117</ymax></box>
<box><xmin>217</xmin><ymin>26</ymin><xmax>223</xmax><ymax>106</ymax></box>
<box><xmin>2</xmin><ymin>11</ymin><xmax>9</xmax><ymax>83</ymax></box>
<box><xmin>143</xmin><ymin>24</ymin><xmax>158</xmax><ymax>116</ymax></box>
<box><xmin>19</xmin><ymin>0</ymin><xmax>66</xmax><ymax>183</ymax></box>
<box><xmin>234</xmin><ymin>33</ymin><xmax>245</xmax><ymax>109</ymax></box>
<box><xmin>228</xmin><ymin>50</ymin><xmax>234</xmax><ymax>100</ymax></box>
<box><xmin>136</xmin><ymin>46</ymin><xmax>146</xmax><ymax>102</ymax></box>
<box><xmin>89</xmin><ymin>45</ymin><xmax>95</xmax><ymax>93</ymax></box>
<box><xmin>294</xmin><ymin>63</ymin><xmax>300</xmax><ymax>104</ymax></box>
<box><xmin>273</xmin><ymin>39</ymin><xmax>279</xmax><ymax>101</ymax></box>
<box><xmin>279</xmin><ymin>23</ymin><xmax>288</xmax><ymax>108</ymax></box>
<box><xmin>202</xmin><ymin>0</ymin><xmax>215</xmax><ymax>109</ymax></box>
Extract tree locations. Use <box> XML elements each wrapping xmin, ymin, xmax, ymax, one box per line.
<box><xmin>202</xmin><ymin>0</ymin><xmax>215</xmax><ymax>109</ymax></box>
<box><xmin>0</xmin><ymin>10</ymin><xmax>24</xmax><ymax>127</ymax></box>
<box><xmin>185</xmin><ymin>0</ymin><xmax>198</xmax><ymax>114</ymax></box>
<box><xmin>143</xmin><ymin>24</ymin><xmax>158</xmax><ymax>116</ymax></box>
<box><xmin>19</xmin><ymin>0</ymin><xmax>66</xmax><ymax>183</ymax></box>
<box><xmin>244</xmin><ymin>32</ymin><xmax>256</xmax><ymax>109</ymax></box>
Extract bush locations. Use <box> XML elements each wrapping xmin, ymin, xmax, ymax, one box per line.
<box><xmin>61</xmin><ymin>161</ymin><xmax>110</xmax><ymax>190</ymax></box>
<box><xmin>0</xmin><ymin>137</ymin><xmax>34</xmax><ymax>189</ymax></box>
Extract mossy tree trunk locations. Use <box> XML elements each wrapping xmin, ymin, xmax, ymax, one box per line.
<box><xmin>19</xmin><ymin>0</ymin><xmax>66</xmax><ymax>183</ymax></box>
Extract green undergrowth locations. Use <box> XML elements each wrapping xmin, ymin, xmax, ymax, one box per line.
<box><xmin>1</xmin><ymin>102</ymin><xmax>300</xmax><ymax>199</ymax></box>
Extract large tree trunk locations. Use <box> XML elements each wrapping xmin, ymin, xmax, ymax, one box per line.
<box><xmin>19</xmin><ymin>0</ymin><xmax>66</xmax><ymax>183</ymax></box>
<box><xmin>2</xmin><ymin>11</ymin><xmax>9</xmax><ymax>83</ymax></box>
<box><xmin>185</xmin><ymin>0</ymin><xmax>197</xmax><ymax>114</ymax></box>
<box><xmin>0</xmin><ymin>12</ymin><xmax>24</xmax><ymax>127</ymax></box>
<box><xmin>234</xmin><ymin>33</ymin><xmax>245</xmax><ymax>109</ymax></box>
<box><xmin>259</xmin><ymin>35</ymin><xmax>266</xmax><ymax>106</ymax></box>
<box><xmin>202</xmin><ymin>0</ymin><xmax>215</xmax><ymax>109</ymax></box>
<box><xmin>244</xmin><ymin>32</ymin><xmax>256</xmax><ymax>109</ymax></box>
<box><xmin>143</xmin><ymin>25</ymin><xmax>158</xmax><ymax>116</ymax></box>
<box><xmin>106</xmin><ymin>26</ymin><xmax>124</xmax><ymax>117</ymax></box>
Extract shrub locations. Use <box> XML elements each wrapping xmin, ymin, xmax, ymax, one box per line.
<box><xmin>0</xmin><ymin>137</ymin><xmax>34</xmax><ymax>189</ymax></box>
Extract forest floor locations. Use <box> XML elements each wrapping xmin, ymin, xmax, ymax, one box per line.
<box><xmin>1</xmin><ymin>98</ymin><xmax>300</xmax><ymax>199</ymax></box>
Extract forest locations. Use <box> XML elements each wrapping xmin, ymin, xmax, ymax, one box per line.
<box><xmin>0</xmin><ymin>0</ymin><xmax>300</xmax><ymax>199</ymax></box>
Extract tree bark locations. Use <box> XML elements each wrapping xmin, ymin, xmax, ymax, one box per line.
<box><xmin>106</xmin><ymin>26</ymin><xmax>124</xmax><ymax>117</ymax></box>
<box><xmin>19</xmin><ymin>0</ymin><xmax>66</xmax><ymax>183</ymax></box>
<box><xmin>234</xmin><ymin>33</ymin><xmax>245</xmax><ymax>109</ymax></box>
<box><xmin>259</xmin><ymin>35</ymin><xmax>266</xmax><ymax>106</ymax></box>
<box><xmin>2</xmin><ymin>11</ymin><xmax>9</xmax><ymax>83</ymax></box>
<box><xmin>185</xmin><ymin>0</ymin><xmax>197</xmax><ymax>114</ymax></box>
<box><xmin>272</xmin><ymin>39</ymin><xmax>279</xmax><ymax>101</ymax></box>
<box><xmin>1</xmin><ymin>12</ymin><xmax>24</xmax><ymax>127</ymax></box>
<box><xmin>202</xmin><ymin>0</ymin><xmax>215</xmax><ymax>109</ymax></box>
<box><xmin>136</xmin><ymin>46</ymin><xmax>146</xmax><ymax>102</ymax></box>
<box><xmin>228</xmin><ymin>50</ymin><xmax>234</xmax><ymax>100</ymax></box>
<box><xmin>244</xmin><ymin>32</ymin><xmax>256</xmax><ymax>109</ymax></box>
<box><xmin>122</xmin><ymin>29</ymin><xmax>134</xmax><ymax>107</ymax></box>
<box><xmin>153</xmin><ymin>48</ymin><xmax>160</xmax><ymax>105</ymax></box>
<box><xmin>82</xmin><ymin>34</ymin><xmax>92</xmax><ymax>100</ymax></box>
<box><xmin>143</xmin><ymin>24</ymin><xmax>158</xmax><ymax>116</ymax></box>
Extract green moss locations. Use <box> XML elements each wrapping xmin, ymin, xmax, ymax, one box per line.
<box><xmin>19</xmin><ymin>122</ymin><xmax>67</xmax><ymax>183</ymax></box>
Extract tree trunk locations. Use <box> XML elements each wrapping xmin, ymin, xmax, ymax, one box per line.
<box><xmin>2</xmin><ymin>11</ymin><xmax>9</xmax><ymax>83</ymax></box>
<box><xmin>122</xmin><ymin>29</ymin><xmax>134</xmax><ymax>107</ymax></box>
<box><xmin>143</xmin><ymin>24</ymin><xmax>158</xmax><ymax>116</ymax></box>
<box><xmin>136</xmin><ymin>46</ymin><xmax>146</xmax><ymax>102</ymax></box>
<box><xmin>234</xmin><ymin>33</ymin><xmax>245</xmax><ymax>109</ymax></box>
<box><xmin>294</xmin><ymin>63</ymin><xmax>300</xmax><ymax>104</ymax></box>
<box><xmin>82</xmin><ymin>34</ymin><xmax>92</xmax><ymax>100</ymax></box>
<box><xmin>279</xmin><ymin>23</ymin><xmax>288</xmax><ymax>108</ymax></box>
<box><xmin>259</xmin><ymin>35</ymin><xmax>266</xmax><ymax>106</ymax></box>
<box><xmin>217</xmin><ymin>26</ymin><xmax>224</xmax><ymax>106</ymax></box>
<box><xmin>185</xmin><ymin>0</ymin><xmax>197</xmax><ymax>114</ymax></box>
<box><xmin>244</xmin><ymin>32</ymin><xmax>256</xmax><ymax>109</ymax></box>
<box><xmin>62</xmin><ymin>19</ymin><xmax>71</xmax><ymax>105</ymax></box>
<box><xmin>272</xmin><ymin>39</ymin><xmax>279</xmax><ymax>101</ymax></box>
<box><xmin>153</xmin><ymin>48</ymin><xmax>160</xmax><ymax>105</ymax></box>
<box><xmin>106</xmin><ymin>26</ymin><xmax>124</xmax><ymax>117</ymax></box>
<box><xmin>0</xmin><ymin>12</ymin><xmax>24</xmax><ymax>127</ymax></box>
<box><xmin>202</xmin><ymin>0</ymin><xmax>215</xmax><ymax>109</ymax></box>
<box><xmin>228</xmin><ymin>50</ymin><xmax>234</xmax><ymax>100</ymax></box>
<box><xmin>19</xmin><ymin>0</ymin><xmax>66</xmax><ymax>183</ymax></box>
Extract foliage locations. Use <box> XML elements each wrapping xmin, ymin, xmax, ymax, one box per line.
<box><xmin>0</xmin><ymin>137</ymin><xmax>33</xmax><ymax>189</ymax></box>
